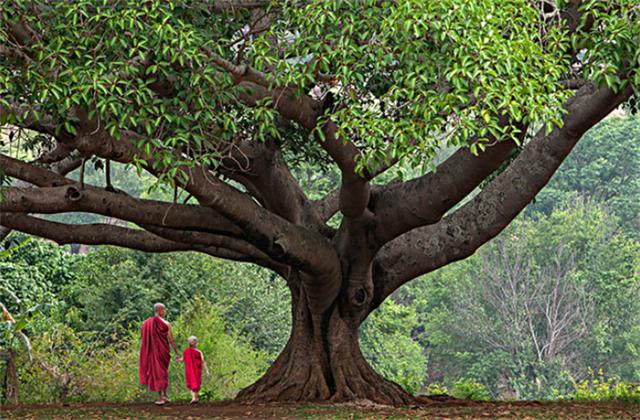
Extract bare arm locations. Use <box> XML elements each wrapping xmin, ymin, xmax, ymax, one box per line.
<box><xmin>200</xmin><ymin>350</ymin><xmax>210</xmax><ymax>375</ymax></box>
<box><xmin>167</xmin><ymin>324</ymin><xmax>180</xmax><ymax>358</ymax></box>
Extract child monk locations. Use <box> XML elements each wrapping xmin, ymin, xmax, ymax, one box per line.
<box><xmin>180</xmin><ymin>336</ymin><xmax>210</xmax><ymax>403</ymax></box>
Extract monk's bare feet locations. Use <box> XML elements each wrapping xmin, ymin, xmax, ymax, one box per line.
<box><xmin>154</xmin><ymin>400</ymin><xmax>166</xmax><ymax>405</ymax></box>
<box><xmin>190</xmin><ymin>398</ymin><xmax>199</xmax><ymax>404</ymax></box>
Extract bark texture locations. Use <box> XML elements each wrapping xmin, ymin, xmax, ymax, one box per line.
<box><xmin>236</xmin><ymin>275</ymin><xmax>414</xmax><ymax>404</ymax></box>
<box><xmin>1</xmin><ymin>350</ymin><xmax>19</xmax><ymax>404</ymax></box>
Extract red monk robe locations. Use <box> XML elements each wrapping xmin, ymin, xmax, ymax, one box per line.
<box><xmin>182</xmin><ymin>346</ymin><xmax>203</xmax><ymax>392</ymax></box>
<box><xmin>139</xmin><ymin>316</ymin><xmax>171</xmax><ymax>392</ymax></box>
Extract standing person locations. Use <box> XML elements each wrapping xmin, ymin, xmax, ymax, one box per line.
<box><xmin>180</xmin><ymin>336</ymin><xmax>210</xmax><ymax>404</ymax></box>
<box><xmin>139</xmin><ymin>303</ymin><xmax>180</xmax><ymax>405</ymax></box>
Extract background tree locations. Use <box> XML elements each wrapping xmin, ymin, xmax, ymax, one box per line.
<box><xmin>403</xmin><ymin>201</ymin><xmax>640</xmax><ymax>399</ymax></box>
<box><xmin>0</xmin><ymin>0</ymin><xmax>638</xmax><ymax>403</ymax></box>
<box><xmin>527</xmin><ymin>114</ymin><xmax>640</xmax><ymax>238</ymax></box>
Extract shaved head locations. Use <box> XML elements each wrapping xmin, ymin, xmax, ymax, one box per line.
<box><xmin>153</xmin><ymin>303</ymin><xmax>166</xmax><ymax>314</ymax></box>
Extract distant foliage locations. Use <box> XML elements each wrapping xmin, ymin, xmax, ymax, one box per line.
<box><xmin>16</xmin><ymin>300</ymin><xmax>268</xmax><ymax>403</ymax></box>
<box><xmin>170</xmin><ymin>298</ymin><xmax>270</xmax><ymax>401</ymax></box>
<box><xmin>1</xmin><ymin>236</ymin><xmax>425</xmax><ymax>402</ymax></box>
<box><xmin>61</xmin><ymin>247</ymin><xmax>291</xmax><ymax>356</ymax></box>
<box><xmin>450</xmin><ymin>379</ymin><xmax>491</xmax><ymax>401</ymax></box>
<box><xmin>0</xmin><ymin>235</ymin><xmax>75</xmax><ymax>311</ymax></box>
<box><xmin>360</xmin><ymin>299</ymin><xmax>427</xmax><ymax>393</ymax></box>
<box><xmin>401</xmin><ymin>201</ymin><xmax>640</xmax><ymax>399</ymax></box>
<box><xmin>528</xmin><ymin>115</ymin><xmax>640</xmax><ymax>238</ymax></box>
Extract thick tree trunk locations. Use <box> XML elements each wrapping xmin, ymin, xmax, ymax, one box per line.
<box><xmin>236</xmin><ymin>280</ymin><xmax>414</xmax><ymax>405</ymax></box>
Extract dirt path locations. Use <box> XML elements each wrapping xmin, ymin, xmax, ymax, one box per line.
<box><xmin>1</xmin><ymin>399</ymin><xmax>639</xmax><ymax>419</ymax></box>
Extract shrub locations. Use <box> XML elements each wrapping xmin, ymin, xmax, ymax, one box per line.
<box><xmin>424</xmin><ymin>382</ymin><xmax>450</xmax><ymax>396</ymax></box>
<box><xmin>359</xmin><ymin>299</ymin><xmax>427</xmax><ymax>394</ymax></box>
<box><xmin>169</xmin><ymin>297</ymin><xmax>270</xmax><ymax>401</ymax></box>
<box><xmin>570</xmin><ymin>369</ymin><xmax>640</xmax><ymax>403</ymax></box>
<box><xmin>451</xmin><ymin>379</ymin><xmax>490</xmax><ymax>401</ymax></box>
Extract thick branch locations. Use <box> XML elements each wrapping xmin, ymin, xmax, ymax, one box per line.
<box><xmin>1</xmin><ymin>159</ymin><xmax>284</xmax><ymax>270</ymax></box>
<box><xmin>141</xmin><ymin>224</ymin><xmax>265</xmax><ymax>258</ymax></box>
<box><xmin>0</xmin><ymin>154</ymin><xmax>242</xmax><ymax>236</ymax></box>
<box><xmin>35</xmin><ymin>124</ymin><xmax>338</xmax><ymax>277</ymax></box>
<box><xmin>371</xmin><ymin>121</ymin><xmax>523</xmax><ymax>247</ymax></box>
<box><xmin>311</xmin><ymin>188</ymin><xmax>340</xmax><ymax>223</ymax></box>
<box><xmin>0</xmin><ymin>213</ymin><xmax>250</xmax><ymax>261</ymax></box>
<box><xmin>375</xmin><ymin>83</ymin><xmax>633</xmax><ymax>302</ymax></box>
<box><xmin>209</xmin><ymin>54</ymin><xmax>371</xmax><ymax>220</ymax></box>
<box><xmin>0</xmin><ymin>184</ymin><xmax>243</xmax><ymax>237</ymax></box>
<box><xmin>0</xmin><ymin>150</ymin><xmax>80</xmax><ymax>242</ymax></box>
<box><xmin>186</xmin><ymin>167</ymin><xmax>340</xmax><ymax>283</ymax></box>
<box><xmin>0</xmin><ymin>154</ymin><xmax>73</xmax><ymax>187</ymax></box>
<box><xmin>320</xmin><ymin>122</ymin><xmax>371</xmax><ymax>219</ymax></box>
<box><xmin>139</xmin><ymin>224</ymin><xmax>285</xmax><ymax>273</ymax></box>
<box><xmin>4</xmin><ymin>124</ymin><xmax>342</xmax><ymax>311</ymax></box>
<box><xmin>219</xmin><ymin>140</ymin><xmax>316</xmax><ymax>225</ymax></box>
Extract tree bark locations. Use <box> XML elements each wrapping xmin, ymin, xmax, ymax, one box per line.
<box><xmin>1</xmin><ymin>349</ymin><xmax>19</xmax><ymax>404</ymax></box>
<box><xmin>236</xmin><ymin>273</ymin><xmax>413</xmax><ymax>405</ymax></box>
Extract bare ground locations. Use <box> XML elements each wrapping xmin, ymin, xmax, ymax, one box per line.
<box><xmin>1</xmin><ymin>398</ymin><xmax>639</xmax><ymax>419</ymax></box>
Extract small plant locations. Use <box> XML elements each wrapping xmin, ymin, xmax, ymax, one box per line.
<box><xmin>424</xmin><ymin>382</ymin><xmax>450</xmax><ymax>396</ymax></box>
<box><xmin>451</xmin><ymin>378</ymin><xmax>490</xmax><ymax>401</ymax></box>
<box><xmin>570</xmin><ymin>369</ymin><xmax>640</xmax><ymax>403</ymax></box>
<box><xmin>199</xmin><ymin>389</ymin><xmax>215</xmax><ymax>402</ymax></box>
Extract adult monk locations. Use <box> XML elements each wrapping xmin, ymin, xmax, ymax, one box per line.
<box><xmin>139</xmin><ymin>303</ymin><xmax>180</xmax><ymax>405</ymax></box>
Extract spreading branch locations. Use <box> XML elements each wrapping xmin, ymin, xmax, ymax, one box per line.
<box><xmin>0</xmin><ymin>214</ymin><xmax>257</xmax><ymax>263</ymax></box>
<box><xmin>375</xmin><ymin>83</ymin><xmax>633</xmax><ymax>303</ymax></box>
<box><xmin>371</xmin><ymin>132</ymin><xmax>520</xmax><ymax>246</ymax></box>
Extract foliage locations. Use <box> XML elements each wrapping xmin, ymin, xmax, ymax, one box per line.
<box><xmin>203</xmin><ymin>266</ymin><xmax>290</xmax><ymax>357</ymax></box>
<box><xmin>423</xmin><ymin>379</ymin><xmax>490</xmax><ymax>401</ymax></box>
<box><xmin>62</xmin><ymin>247</ymin><xmax>291</xmax><ymax>356</ymax></box>
<box><xmin>575</xmin><ymin>0</ymin><xmax>640</xmax><ymax>91</ymax></box>
<box><xmin>528</xmin><ymin>114</ymin><xmax>640</xmax><ymax>238</ymax></box>
<box><xmin>450</xmin><ymin>379</ymin><xmax>491</xmax><ymax>401</ymax></box>
<box><xmin>261</xmin><ymin>0</ymin><xmax>573</xmax><ymax>170</ymax></box>
<box><xmin>2</xmin><ymin>237</ymin><xmax>429</xmax><ymax>401</ymax></box>
<box><xmin>0</xmin><ymin>302</ymin><xmax>49</xmax><ymax>360</ymax></box>
<box><xmin>0</xmin><ymin>234</ymin><xmax>75</xmax><ymax>312</ymax></box>
<box><xmin>17</xmin><ymin>299</ymin><xmax>268</xmax><ymax>403</ymax></box>
<box><xmin>425</xmin><ymin>382</ymin><xmax>450</xmax><ymax>396</ymax></box>
<box><xmin>569</xmin><ymin>369</ymin><xmax>640</xmax><ymax>403</ymax></box>
<box><xmin>65</xmin><ymin>247</ymin><xmax>233</xmax><ymax>338</ymax></box>
<box><xmin>2</xmin><ymin>1</ymin><xmax>637</xmax><ymax>177</ymax></box>
<box><xmin>359</xmin><ymin>299</ymin><xmax>427</xmax><ymax>393</ymax></box>
<box><xmin>401</xmin><ymin>201</ymin><xmax>640</xmax><ymax>399</ymax></box>
<box><xmin>451</xmin><ymin>379</ymin><xmax>489</xmax><ymax>401</ymax></box>
<box><xmin>169</xmin><ymin>297</ymin><xmax>270</xmax><ymax>401</ymax></box>
<box><xmin>16</xmin><ymin>321</ymin><xmax>119</xmax><ymax>403</ymax></box>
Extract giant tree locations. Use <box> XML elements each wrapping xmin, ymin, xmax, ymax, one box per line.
<box><xmin>0</xmin><ymin>0</ymin><xmax>638</xmax><ymax>404</ymax></box>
